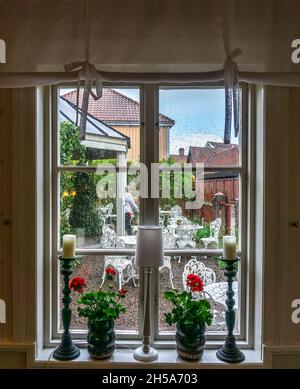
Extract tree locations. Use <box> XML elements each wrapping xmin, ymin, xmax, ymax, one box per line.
<box><xmin>69</xmin><ymin>172</ymin><xmax>102</xmax><ymax>238</ymax></box>
<box><xmin>60</xmin><ymin>121</ymin><xmax>102</xmax><ymax>240</ymax></box>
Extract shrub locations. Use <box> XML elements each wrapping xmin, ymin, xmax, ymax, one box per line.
<box><xmin>60</xmin><ymin>121</ymin><xmax>102</xmax><ymax>240</ymax></box>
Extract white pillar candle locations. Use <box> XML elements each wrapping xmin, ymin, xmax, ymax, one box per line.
<box><xmin>62</xmin><ymin>234</ymin><xmax>76</xmax><ymax>259</ymax></box>
<box><xmin>223</xmin><ymin>235</ymin><xmax>237</xmax><ymax>260</ymax></box>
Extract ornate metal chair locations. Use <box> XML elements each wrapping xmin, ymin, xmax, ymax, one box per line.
<box><xmin>168</xmin><ymin>205</ymin><xmax>183</xmax><ymax>225</ymax></box>
<box><xmin>182</xmin><ymin>257</ymin><xmax>227</xmax><ymax>329</ymax></box>
<box><xmin>200</xmin><ymin>217</ymin><xmax>222</xmax><ymax>249</ymax></box>
<box><xmin>176</xmin><ymin>224</ymin><xmax>198</xmax><ymax>249</ymax></box>
<box><xmin>182</xmin><ymin>257</ymin><xmax>216</xmax><ymax>289</ymax></box>
<box><xmin>97</xmin><ymin>203</ymin><xmax>115</xmax><ymax>226</ymax></box>
<box><xmin>100</xmin><ymin>225</ymin><xmax>137</xmax><ymax>290</ymax></box>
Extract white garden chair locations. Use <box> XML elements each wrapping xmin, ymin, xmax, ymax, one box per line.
<box><xmin>100</xmin><ymin>225</ymin><xmax>137</xmax><ymax>290</ymax></box>
<box><xmin>97</xmin><ymin>203</ymin><xmax>116</xmax><ymax>225</ymax></box>
<box><xmin>159</xmin><ymin>226</ymin><xmax>177</xmax><ymax>289</ymax></box>
<box><xmin>182</xmin><ymin>257</ymin><xmax>216</xmax><ymax>290</ymax></box>
<box><xmin>168</xmin><ymin>205</ymin><xmax>183</xmax><ymax>225</ymax></box>
<box><xmin>176</xmin><ymin>224</ymin><xmax>197</xmax><ymax>249</ymax></box>
<box><xmin>200</xmin><ymin>217</ymin><xmax>222</xmax><ymax>249</ymax></box>
<box><xmin>182</xmin><ymin>257</ymin><xmax>226</xmax><ymax>329</ymax></box>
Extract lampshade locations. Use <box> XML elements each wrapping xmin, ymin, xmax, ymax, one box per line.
<box><xmin>135</xmin><ymin>225</ymin><xmax>164</xmax><ymax>267</ymax></box>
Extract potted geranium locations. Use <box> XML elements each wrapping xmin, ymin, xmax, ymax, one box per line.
<box><xmin>164</xmin><ymin>273</ymin><xmax>213</xmax><ymax>361</ymax></box>
<box><xmin>70</xmin><ymin>267</ymin><xmax>127</xmax><ymax>359</ymax></box>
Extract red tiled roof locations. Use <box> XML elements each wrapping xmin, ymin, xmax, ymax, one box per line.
<box><xmin>187</xmin><ymin>143</ymin><xmax>239</xmax><ymax>167</ymax></box>
<box><xmin>205</xmin><ymin>141</ymin><xmax>234</xmax><ymax>149</ymax></box>
<box><xmin>188</xmin><ymin>146</ymin><xmax>216</xmax><ymax>165</ymax></box>
<box><xmin>62</xmin><ymin>88</ymin><xmax>174</xmax><ymax>126</ymax></box>
<box><xmin>206</xmin><ymin>146</ymin><xmax>239</xmax><ymax>167</ymax></box>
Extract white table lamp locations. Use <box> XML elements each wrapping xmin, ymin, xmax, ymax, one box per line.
<box><xmin>134</xmin><ymin>226</ymin><xmax>163</xmax><ymax>362</ymax></box>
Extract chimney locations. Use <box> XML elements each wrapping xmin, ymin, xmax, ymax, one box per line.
<box><xmin>179</xmin><ymin>148</ymin><xmax>185</xmax><ymax>158</ymax></box>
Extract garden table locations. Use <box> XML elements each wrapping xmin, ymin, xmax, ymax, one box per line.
<box><xmin>119</xmin><ymin>235</ymin><xmax>137</xmax><ymax>247</ymax></box>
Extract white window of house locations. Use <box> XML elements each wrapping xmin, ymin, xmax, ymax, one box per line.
<box><xmin>45</xmin><ymin>83</ymin><xmax>252</xmax><ymax>346</ymax></box>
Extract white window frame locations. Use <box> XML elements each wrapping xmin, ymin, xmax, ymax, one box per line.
<box><xmin>44</xmin><ymin>82</ymin><xmax>254</xmax><ymax>349</ymax></box>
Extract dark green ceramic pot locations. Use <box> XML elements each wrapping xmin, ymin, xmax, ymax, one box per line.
<box><xmin>175</xmin><ymin>323</ymin><xmax>206</xmax><ymax>361</ymax></box>
<box><xmin>87</xmin><ymin>319</ymin><xmax>115</xmax><ymax>359</ymax></box>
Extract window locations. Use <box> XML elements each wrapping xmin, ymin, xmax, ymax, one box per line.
<box><xmin>46</xmin><ymin>83</ymin><xmax>251</xmax><ymax>345</ymax></box>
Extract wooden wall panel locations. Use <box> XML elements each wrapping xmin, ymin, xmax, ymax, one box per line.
<box><xmin>0</xmin><ymin>90</ymin><xmax>13</xmax><ymax>342</ymax></box>
<box><xmin>112</xmin><ymin>125</ymin><xmax>140</xmax><ymax>162</ymax></box>
<box><xmin>286</xmin><ymin>88</ymin><xmax>300</xmax><ymax>345</ymax></box>
<box><xmin>111</xmin><ymin>125</ymin><xmax>169</xmax><ymax>162</ymax></box>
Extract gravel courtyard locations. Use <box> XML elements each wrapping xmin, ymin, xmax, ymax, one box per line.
<box><xmin>60</xmin><ymin>255</ymin><xmax>238</xmax><ymax>334</ymax></box>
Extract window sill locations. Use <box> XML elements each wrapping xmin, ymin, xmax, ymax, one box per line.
<box><xmin>34</xmin><ymin>347</ymin><xmax>263</xmax><ymax>368</ymax></box>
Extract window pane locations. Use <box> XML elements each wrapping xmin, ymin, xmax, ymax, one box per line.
<box><xmin>158</xmin><ymin>87</ymin><xmax>241</xmax><ymax>250</ymax></box>
<box><xmin>59</xmin><ymin>255</ymin><xmax>139</xmax><ymax>333</ymax></box>
<box><xmin>159</xmin><ymin>171</ymin><xmax>240</xmax><ymax>249</ymax></box>
<box><xmin>159</xmin><ymin>87</ymin><xmax>241</xmax><ymax>168</ymax></box>
<box><xmin>58</xmin><ymin>87</ymin><xmax>140</xmax><ymax>167</ymax></box>
<box><xmin>159</xmin><ymin>255</ymin><xmax>240</xmax><ymax>334</ymax></box>
<box><xmin>157</xmin><ymin>87</ymin><xmax>243</xmax><ymax>336</ymax></box>
<box><xmin>59</xmin><ymin>169</ymin><xmax>141</xmax><ymax>248</ymax></box>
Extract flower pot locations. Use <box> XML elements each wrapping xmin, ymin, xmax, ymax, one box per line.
<box><xmin>175</xmin><ymin>323</ymin><xmax>206</xmax><ymax>361</ymax></box>
<box><xmin>87</xmin><ymin>319</ymin><xmax>115</xmax><ymax>359</ymax></box>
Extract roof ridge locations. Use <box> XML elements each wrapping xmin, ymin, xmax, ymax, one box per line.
<box><xmin>189</xmin><ymin>145</ymin><xmax>218</xmax><ymax>151</ymax></box>
<box><xmin>205</xmin><ymin>145</ymin><xmax>238</xmax><ymax>166</ymax></box>
<box><xmin>108</xmin><ymin>88</ymin><xmax>175</xmax><ymax>124</ymax></box>
<box><xmin>107</xmin><ymin>88</ymin><xmax>140</xmax><ymax>107</ymax></box>
<box><xmin>214</xmin><ymin>145</ymin><xmax>238</xmax><ymax>154</ymax></box>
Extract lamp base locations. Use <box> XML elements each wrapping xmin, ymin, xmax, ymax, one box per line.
<box><xmin>133</xmin><ymin>346</ymin><xmax>158</xmax><ymax>362</ymax></box>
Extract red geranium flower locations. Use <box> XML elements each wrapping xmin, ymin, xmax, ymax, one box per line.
<box><xmin>70</xmin><ymin>277</ymin><xmax>86</xmax><ymax>293</ymax></box>
<box><xmin>186</xmin><ymin>273</ymin><xmax>204</xmax><ymax>293</ymax></box>
<box><xmin>106</xmin><ymin>266</ymin><xmax>116</xmax><ymax>280</ymax></box>
<box><xmin>118</xmin><ymin>288</ymin><xmax>128</xmax><ymax>297</ymax></box>
<box><xmin>106</xmin><ymin>267</ymin><xmax>116</xmax><ymax>276</ymax></box>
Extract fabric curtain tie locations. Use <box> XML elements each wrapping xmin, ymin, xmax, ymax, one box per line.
<box><xmin>224</xmin><ymin>48</ymin><xmax>241</xmax><ymax>144</ymax></box>
<box><xmin>64</xmin><ymin>61</ymin><xmax>103</xmax><ymax>139</ymax></box>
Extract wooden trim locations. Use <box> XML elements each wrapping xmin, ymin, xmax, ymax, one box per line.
<box><xmin>263</xmin><ymin>86</ymin><xmax>290</xmax><ymax>346</ymax></box>
<box><xmin>0</xmin><ymin>343</ymin><xmax>35</xmax><ymax>368</ymax></box>
<box><xmin>0</xmin><ymin>89</ymin><xmax>13</xmax><ymax>341</ymax></box>
<box><xmin>11</xmin><ymin>89</ymin><xmax>36</xmax><ymax>343</ymax></box>
<box><xmin>263</xmin><ymin>345</ymin><xmax>300</xmax><ymax>368</ymax></box>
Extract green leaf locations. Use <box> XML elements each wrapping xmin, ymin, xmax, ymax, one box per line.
<box><xmin>163</xmin><ymin>289</ymin><xmax>213</xmax><ymax>327</ymax></box>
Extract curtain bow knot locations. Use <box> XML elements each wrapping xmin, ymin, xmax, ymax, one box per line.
<box><xmin>64</xmin><ymin>61</ymin><xmax>103</xmax><ymax>139</ymax></box>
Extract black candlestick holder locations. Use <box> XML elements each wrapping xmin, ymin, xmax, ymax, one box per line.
<box><xmin>216</xmin><ymin>257</ymin><xmax>245</xmax><ymax>363</ymax></box>
<box><xmin>53</xmin><ymin>256</ymin><xmax>80</xmax><ymax>361</ymax></box>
